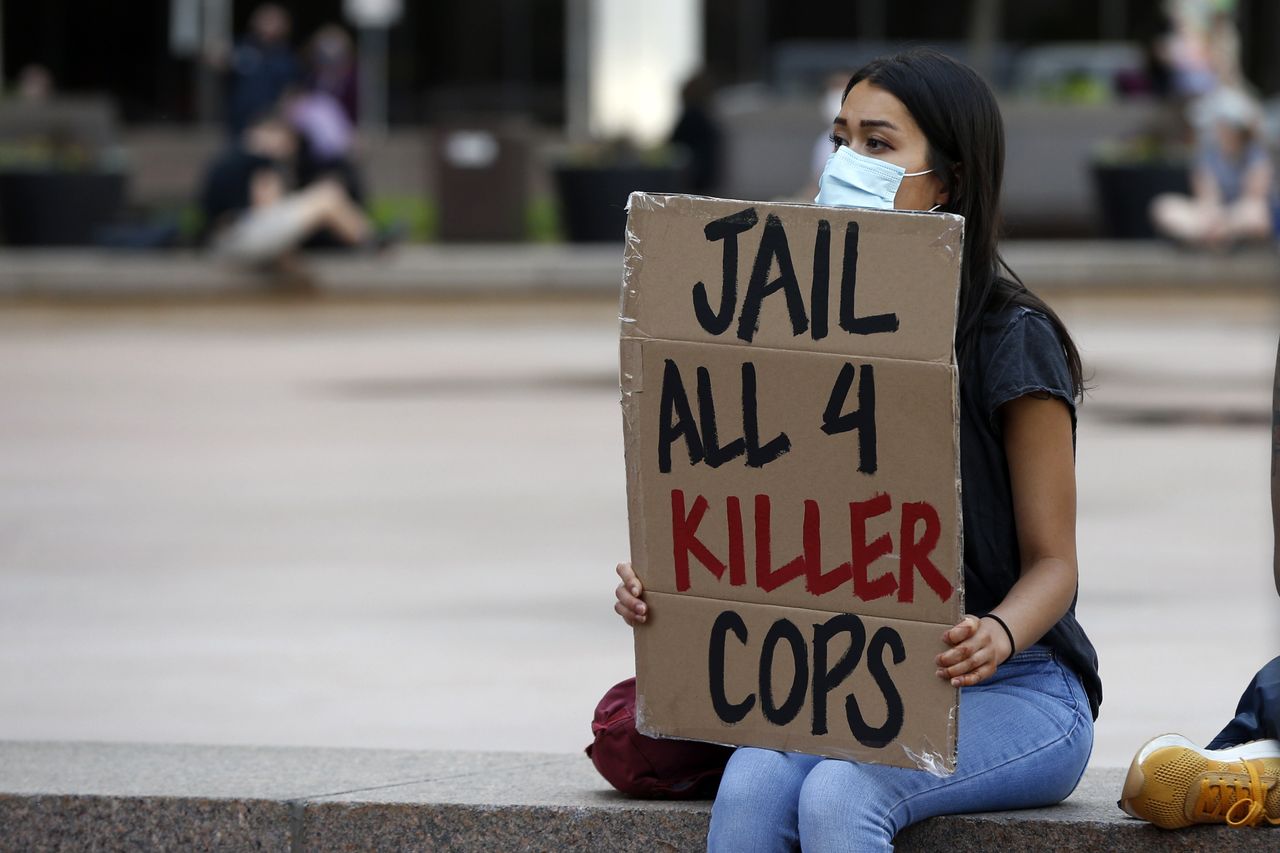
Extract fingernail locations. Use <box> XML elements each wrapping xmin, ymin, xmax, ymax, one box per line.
<box><xmin>951</xmin><ymin>678</ymin><xmax>961</xmax><ymax>687</ymax></box>
<box><xmin>636</xmin><ymin>603</ymin><xmax>646</xmax><ymax>614</ymax></box>
<box><xmin>632</xmin><ymin>585</ymin><xmax>641</xmax><ymax>595</ymax></box>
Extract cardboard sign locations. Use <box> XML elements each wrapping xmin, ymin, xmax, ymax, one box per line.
<box><xmin>620</xmin><ymin>194</ymin><xmax>965</xmax><ymax>773</ymax></box>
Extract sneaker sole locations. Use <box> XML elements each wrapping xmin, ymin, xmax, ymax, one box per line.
<box><xmin>1118</xmin><ymin>734</ymin><xmax>1280</xmax><ymax>821</ymax></box>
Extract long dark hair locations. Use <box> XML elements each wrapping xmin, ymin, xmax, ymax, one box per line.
<box><xmin>845</xmin><ymin>48</ymin><xmax>1084</xmax><ymax>398</ymax></box>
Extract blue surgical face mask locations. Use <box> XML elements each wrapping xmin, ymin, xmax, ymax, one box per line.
<box><xmin>814</xmin><ymin>145</ymin><xmax>934</xmax><ymax>210</ymax></box>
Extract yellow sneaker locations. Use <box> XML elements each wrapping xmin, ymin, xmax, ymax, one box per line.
<box><xmin>1118</xmin><ymin>734</ymin><xmax>1280</xmax><ymax>829</ymax></box>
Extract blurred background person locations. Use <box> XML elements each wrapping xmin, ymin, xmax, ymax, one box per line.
<box><xmin>15</xmin><ymin>64</ymin><xmax>55</xmax><ymax>103</ymax></box>
<box><xmin>1204</xmin><ymin>5</ymin><xmax>1245</xmax><ymax>91</ymax></box>
<box><xmin>218</xmin><ymin>4</ymin><xmax>301</xmax><ymax>137</ymax></box>
<box><xmin>198</xmin><ymin>108</ymin><xmax>375</xmax><ymax>273</ymax></box>
<box><xmin>306</xmin><ymin>24</ymin><xmax>359</xmax><ymax>125</ymax></box>
<box><xmin>1150</xmin><ymin>87</ymin><xmax>1274</xmax><ymax>248</ymax></box>
<box><xmin>801</xmin><ymin>71</ymin><xmax>856</xmax><ymax>201</ymax></box>
<box><xmin>1157</xmin><ymin>0</ymin><xmax>1219</xmax><ymax>104</ymax></box>
<box><xmin>284</xmin><ymin>83</ymin><xmax>364</xmax><ymax>206</ymax></box>
<box><xmin>1153</xmin><ymin>0</ymin><xmax>1248</xmax><ymax>140</ymax></box>
<box><xmin>668</xmin><ymin>70</ymin><xmax>721</xmax><ymax>196</ymax></box>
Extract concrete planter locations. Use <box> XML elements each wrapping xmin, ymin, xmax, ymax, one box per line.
<box><xmin>553</xmin><ymin>164</ymin><xmax>689</xmax><ymax>243</ymax></box>
<box><xmin>1091</xmin><ymin>160</ymin><xmax>1190</xmax><ymax>240</ymax></box>
<box><xmin>0</xmin><ymin>170</ymin><xmax>127</xmax><ymax>246</ymax></box>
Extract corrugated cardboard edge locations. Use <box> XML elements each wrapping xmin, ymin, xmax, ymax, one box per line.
<box><xmin>620</xmin><ymin>193</ymin><xmax>650</xmax><ymax>613</ymax></box>
<box><xmin>945</xmin><ymin>216</ymin><xmax>965</xmax><ymax>770</ymax></box>
<box><xmin>618</xmin><ymin>191</ymin><xmax>650</xmax><ymax>336</ymax></box>
<box><xmin>900</xmin><ymin>709</ymin><xmax>959</xmax><ymax>777</ymax></box>
<box><xmin>621</xmin><ymin>192</ymin><xmax>661</xmax><ymax>695</ymax></box>
<box><xmin>637</xmin><ymin>691</ymin><xmax>959</xmax><ymax>777</ymax></box>
<box><xmin>619</xmin><ymin>338</ymin><xmax>645</xmax><ymax>583</ymax></box>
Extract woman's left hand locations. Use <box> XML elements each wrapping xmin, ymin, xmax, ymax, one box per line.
<box><xmin>935</xmin><ymin>614</ymin><xmax>1013</xmax><ymax>688</ymax></box>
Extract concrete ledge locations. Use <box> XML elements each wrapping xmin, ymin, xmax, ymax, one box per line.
<box><xmin>1000</xmin><ymin>241</ymin><xmax>1278</xmax><ymax>293</ymax></box>
<box><xmin>0</xmin><ymin>241</ymin><xmax>1273</xmax><ymax>300</ymax></box>
<box><xmin>1</xmin><ymin>741</ymin><xmax>1274</xmax><ymax>852</ymax></box>
<box><xmin>0</xmin><ymin>246</ymin><xmax>625</xmax><ymax>299</ymax></box>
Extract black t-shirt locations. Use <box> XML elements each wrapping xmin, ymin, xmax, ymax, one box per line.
<box><xmin>959</xmin><ymin>303</ymin><xmax>1103</xmax><ymax>719</ymax></box>
<box><xmin>199</xmin><ymin>148</ymin><xmax>281</xmax><ymax>233</ymax></box>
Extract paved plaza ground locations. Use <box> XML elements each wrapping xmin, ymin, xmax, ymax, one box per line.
<box><xmin>0</xmin><ymin>291</ymin><xmax>1277</xmax><ymax>770</ymax></box>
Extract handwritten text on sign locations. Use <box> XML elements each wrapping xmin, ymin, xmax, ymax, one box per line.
<box><xmin>622</xmin><ymin>194</ymin><xmax>963</xmax><ymax>770</ymax></box>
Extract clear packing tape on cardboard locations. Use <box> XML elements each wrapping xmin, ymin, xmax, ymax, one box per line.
<box><xmin>619</xmin><ymin>193</ymin><xmax>966</xmax><ymax>774</ymax></box>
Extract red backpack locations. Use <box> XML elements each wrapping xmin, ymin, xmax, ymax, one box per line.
<box><xmin>585</xmin><ymin>677</ymin><xmax>735</xmax><ymax>799</ymax></box>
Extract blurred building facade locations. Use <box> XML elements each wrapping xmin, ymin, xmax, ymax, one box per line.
<box><xmin>4</xmin><ymin>1</ymin><xmax>1280</xmax><ymax>125</ymax></box>
<box><xmin>2</xmin><ymin>0</ymin><xmax>1279</xmax><ymax>241</ymax></box>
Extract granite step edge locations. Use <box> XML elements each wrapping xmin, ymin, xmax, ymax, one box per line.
<box><xmin>0</xmin><ymin>742</ymin><xmax>1274</xmax><ymax>852</ymax></box>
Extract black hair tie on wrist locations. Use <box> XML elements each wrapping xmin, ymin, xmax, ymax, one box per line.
<box><xmin>981</xmin><ymin>613</ymin><xmax>1017</xmax><ymax>658</ymax></box>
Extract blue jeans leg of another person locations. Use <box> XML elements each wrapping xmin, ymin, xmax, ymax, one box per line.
<box><xmin>706</xmin><ymin>647</ymin><xmax>1093</xmax><ymax>853</ymax></box>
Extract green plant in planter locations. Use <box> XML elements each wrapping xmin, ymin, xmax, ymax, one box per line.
<box><xmin>525</xmin><ymin>194</ymin><xmax>563</xmax><ymax>243</ymax></box>
<box><xmin>1093</xmin><ymin>134</ymin><xmax>1191</xmax><ymax>167</ymax></box>
<box><xmin>0</xmin><ymin>140</ymin><xmax>94</xmax><ymax>171</ymax></box>
<box><xmin>370</xmin><ymin>195</ymin><xmax>436</xmax><ymax>242</ymax></box>
<box><xmin>1033</xmin><ymin>71</ymin><xmax>1112</xmax><ymax>106</ymax></box>
<box><xmin>1090</xmin><ymin>131</ymin><xmax>1194</xmax><ymax>239</ymax></box>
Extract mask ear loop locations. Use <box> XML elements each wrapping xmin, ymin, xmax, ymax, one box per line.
<box><xmin>906</xmin><ymin>167</ymin><xmax>942</xmax><ymax>211</ymax></box>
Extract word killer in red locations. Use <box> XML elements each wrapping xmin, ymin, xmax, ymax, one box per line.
<box><xmin>670</xmin><ymin>489</ymin><xmax>954</xmax><ymax>604</ymax></box>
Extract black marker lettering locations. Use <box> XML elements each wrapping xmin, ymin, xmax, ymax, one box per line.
<box><xmin>811</xmin><ymin>219</ymin><xmax>831</xmax><ymax>340</ymax></box>
<box><xmin>811</xmin><ymin>613</ymin><xmax>866</xmax><ymax>736</ymax></box>
<box><xmin>709</xmin><ymin>610</ymin><xmax>755</xmax><ymax>723</ymax></box>
<box><xmin>838</xmin><ymin>222</ymin><xmax>899</xmax><ymax>335</ymax></box>
<box><xmin>696</xmin><ymin>367</ymin><xmax>746</xmax><ymax>468</ymax></box>
<box><xmin>822</xmin><ymin>363</ymin><xmax>878</xmax><ymax>474</ymax></box>
<box><xmin>743</xmin><ymin>362</ymin><xmax>791</xmax><ymax>468</ymax></box>
<box><xmin>846</xmin><ymin>626</ymin><xmax>906</xmax><ymax>748</ymax></box>
<box><xmin>657</xmin><ymin>359</ymin><xmax>704</xmax><ymax>473</ymax></box>
<box><xmin>737</xmin><ymin>214</ymin><xmax>809</xmax><ymax>342</ymax></box>
<box><xmin>759</xmin><ymin>618</ymin><xmax>809</xmax><ymax>726</ymax></box>
<box><xmin>692</xmin><ymin>208</ymin><xmax>759</xmax><ymax>335</ymax></box>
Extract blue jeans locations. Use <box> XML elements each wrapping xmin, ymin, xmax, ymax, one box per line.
<box><xmin>706</xmin><ymin>646</ymin><xmax>1093</xmax><ymax>852</ymax></box>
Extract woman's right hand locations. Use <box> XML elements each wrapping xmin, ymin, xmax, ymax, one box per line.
<box><xmin>614</xmin><ymin>562</ymin><xmax>648</xmax><ymax>626</ymax></box>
